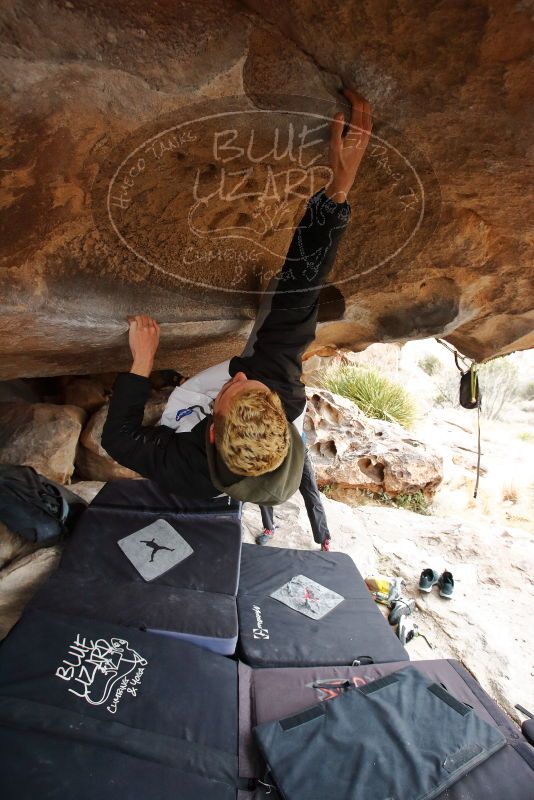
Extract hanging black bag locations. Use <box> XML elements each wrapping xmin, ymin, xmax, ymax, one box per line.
<box><xmin>0</xmin><ymin>465</ymin><xmax>87</xmax><ymax>545</ymax></box>
<box><xmin>454</xmin><ymin>356</ymin><xmax>483</xmax><ymax>498</ymax></box>
<box><xmin>458</xmin><ymin>364</ymin><xmax>482</xmax><ymax>410</ymax></box>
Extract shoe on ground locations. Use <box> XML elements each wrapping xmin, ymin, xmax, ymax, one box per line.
<box><xmin>320</xmin><ymin>537</ymin><xmax>331</xmax><ymax>552</ymax></box>
<box><xmin>438</xmin><ymin>571</ymin><xmax>454</xmax><ymax>599</ymax></box>
<box><xmin>419</xmin><ymin>568</ymin><xmax>440</xmax><ymax>593</ymax></box>
<box><xmin>255</xmin><ymin>528</ymin><xmax>275</xmax><ymax>546</ymax></box>
<box><xmin>397</xmin><ymin>616</ymin><xmax>418</xmax><ymax>645</ymax></box>
<box><xmin>388</xmin><ymin>597</ymin><xmax>416</xmax><ymax>626</ymax></box>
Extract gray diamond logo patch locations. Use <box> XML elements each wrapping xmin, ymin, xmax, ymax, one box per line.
<box><xmin>117</xmin><ymin>519</ymin><xmax>193</xmax><ymax>581</ymax></box>
<box><xmin>270</xmin><ymin>575</ymin><xmax>344</xmax><ymax>620</ymax></box>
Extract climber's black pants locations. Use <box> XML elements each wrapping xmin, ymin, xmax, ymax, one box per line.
<box><xmin>260</xmin><ymin>449</ymin><xmax>331</xmax><ymax>544</ymax></box>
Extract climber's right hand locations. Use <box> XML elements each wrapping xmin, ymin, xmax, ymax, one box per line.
<box><xmin>127</xmin><ymin>314</ymin><xmax>160</xmax><ymax>378</ymax></box>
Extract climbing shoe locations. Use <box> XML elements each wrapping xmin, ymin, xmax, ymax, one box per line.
<box><xmin>419</xmin><ymin>568</ymin><xmax>440</xmax><ymax>593</ymax></box>
<box><xmin>397</xmin><ymin>617</ymin><xmax>433</xmax><ymax>648</ymax></box>
<box><xmin>320</xmin><ymin>537</ymin><xmax>331</xmax><ymax>552</ymax></box>
<box><xmin>255</xmin><ymin>528</ymin><xmax>275</xmax><ymax>546</ymax></box>
<box><xmin>397</xmin><ymin>615</ymin><xmax>417</xmax><ymax>645</ymax></box>
<box><xmin>438</xmin><ymin>571</ymin><xmax>454</xmax><ymax>599</ymax></box>
<box><xmin>388</xmin><ymin>597</ymin><xmax>416</xmax><ymax>626</ymax></box>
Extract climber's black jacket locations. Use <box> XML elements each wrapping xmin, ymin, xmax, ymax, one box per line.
<box><xmin>101</xmin><ymin>186</ymin><xmax>352</xmax><ymax>504</ymax></box>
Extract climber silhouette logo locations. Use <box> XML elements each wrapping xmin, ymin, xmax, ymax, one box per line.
<box><xmin>140</xmin><ymin>538</ymin><xmax>175</xmax><ymax>563</ymax></box>
<box><xmin>118</xmin><ymin>519</ymin><xmax>193</xmax><ymax>581</ymax></box>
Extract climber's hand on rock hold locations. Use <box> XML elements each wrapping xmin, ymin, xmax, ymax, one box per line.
<box><xmin>127</xmin><ymin>314</ymin><xmax>160</xmax><ymax>378</ymax></box>
<box><xmin>325</xmin><ymin>88</ymin><xmax>373</xmax><ymax>203</ymax></box>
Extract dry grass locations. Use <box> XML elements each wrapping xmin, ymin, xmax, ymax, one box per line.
<box><xmin>501</xmin><ymin>484</ymin><xmax>519</xmax><ymax>504</ymax></box>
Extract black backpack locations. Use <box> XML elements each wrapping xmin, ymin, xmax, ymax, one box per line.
<box><xmin>0</xmin><ymin>465</ymin><xmax>87</xmax><ymax>545</ymax></box>
<box><xmin>459</xmin><ymin>365</ymin><xmax>482</xmax><ymax>410</ymax></box>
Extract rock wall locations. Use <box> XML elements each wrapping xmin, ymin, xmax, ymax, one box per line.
<box><xmin>304</xmin><ymin>387</ymin><xmax>443</xmax><ymax>497</ymax></box>
<box><xmin>0</xmin><ymin>0</ymin><xmax>532</xmax><ymax>379</ymax></box>
<box><xmin>0</xmin><ymin>402</ymin><xmax>85</xmax><ymax>483</ymax></box>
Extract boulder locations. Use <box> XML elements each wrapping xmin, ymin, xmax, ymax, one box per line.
<box><xmin>69</xmin><ymin>480</ymin><xmax>105</xmax><ymax>504</ymax></box>
<box><xmin>75</xmin><ymin>389</ymin><xmax>172</xmax><ymax>481</ymax></box>
<box><xmin>0</xmin><ymin>523</ymin><xmax>37</xmax><ymax>572</ymax></box>
<box><xmin>0</xmin><ymin>0</ymin><xmax>532</xmax><ymax>380</ymax></box>
<box><xmin>0</xmin><ymin>380</ymin><xmax>41</xmax><ymax>404</ymax></box>
<box><xmin>304</xmin><ymin>388</ymin><xmax>443</xmax><ymax>497</ymax></box>
<box><xmin>88</xmin><ymin>373</ymin><xmax>118</xmax><ymax>393</ymax></box>
<box><xmin>0</xmin><ymin>524</ymin><xmax>61</xmax><ymax>640</ymax></box>
<box><xmin>62</xmin><ymin>376</ymin><xmax>108</xmax><ymax>414</ymax></box>
<box><xmin>0</xmin><ymin>402</ymin><xmax>85</xmax><ymax>484</ymax></box>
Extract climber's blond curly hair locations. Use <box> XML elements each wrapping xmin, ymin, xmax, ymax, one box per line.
<box><xmin>213</xmin><ymin>387</ymin><xmax>290</xmax><ymax>476</ymax></box>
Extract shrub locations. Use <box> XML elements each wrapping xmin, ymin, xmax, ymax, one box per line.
<box><xmin>518</xmin><ymin>431</ymin><xmax>534</xmax><ymax>443</ymax></box>
<box><xmin>363</xmin><ymin>489</ymin><xmax>431</xmax><ymax>515</ymax></box>
<box><xmin>434</xmin><ymin>370</ymin><xmax>459</xmax><ymax>408</ymax></box>
<box><xmin>418</xmin><ymin>354</ymin><xmax>441</xmax><ymax>376</ymax></box>
<box><xmin>319</xmin><ymin>365</ymin><xmax>417</xmax><ymax>429</ymax></box>
<box><xmin>381</xmin><ymin>490</ymin><xmax>430</xmax><ymax>515</ymax></box>
<box><xmin>520</xmin><ymin>381</ymin><xmax>534</xmax><ymax>402</ymax></box>
<box><xmin>478</xmin><ymin>358</ymin><xmax>520</xmax><ymax>420</ymax></box>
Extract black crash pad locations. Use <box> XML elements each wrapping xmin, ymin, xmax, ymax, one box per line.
<box><xmin>60</xmin><ymin>479</ymin><xmax>243</xmax><ymax>596</ymax></box>
<box><xmin>237</xmin><ymin>543</ymin><xmax>408</xmax><ymax>667</ymax></box>
<box><xmin>0</xmin><ymin>608</ymin><xmax>240</xmax><ymax>799</ymax></box>
<box><xmin>237</xmin><ymin>658</ymin><xmax>534</xmax><ymax>800</ymax></box>
<box><xmin>31</xmin><ymin>571</ymin><xmax>239</xmax><ymax>653</ymax></box>
<box><xmin>31</xmin><ymin>479</ymin><xmax>243</xmax><ymax>654</ymax></box>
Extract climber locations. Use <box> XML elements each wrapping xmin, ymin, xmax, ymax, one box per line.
<box><xmin>257</xmin><ymin>443</ymin><xmax>332</xmax><ymax>550</ymax></box>
<box><xmin>161</xmin><ymin>379</ymin><xmax>332</xmax><ymax>548</ymax></box>
<box><xmin>101</xmin><ymin>88</ymin><xmax>373</xmax><ymax>506</ymax></box>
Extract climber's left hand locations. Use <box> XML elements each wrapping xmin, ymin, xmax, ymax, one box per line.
<box><xmin>127</xmin><ymin>314</ymin><xmax>160</xmax><ymax>378</ymax></box>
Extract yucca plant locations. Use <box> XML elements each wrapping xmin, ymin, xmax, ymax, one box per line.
<box><xmin>318</xmin><ymin>364</ymin><xmax>417</xmax><ymax>429</ymax></box>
